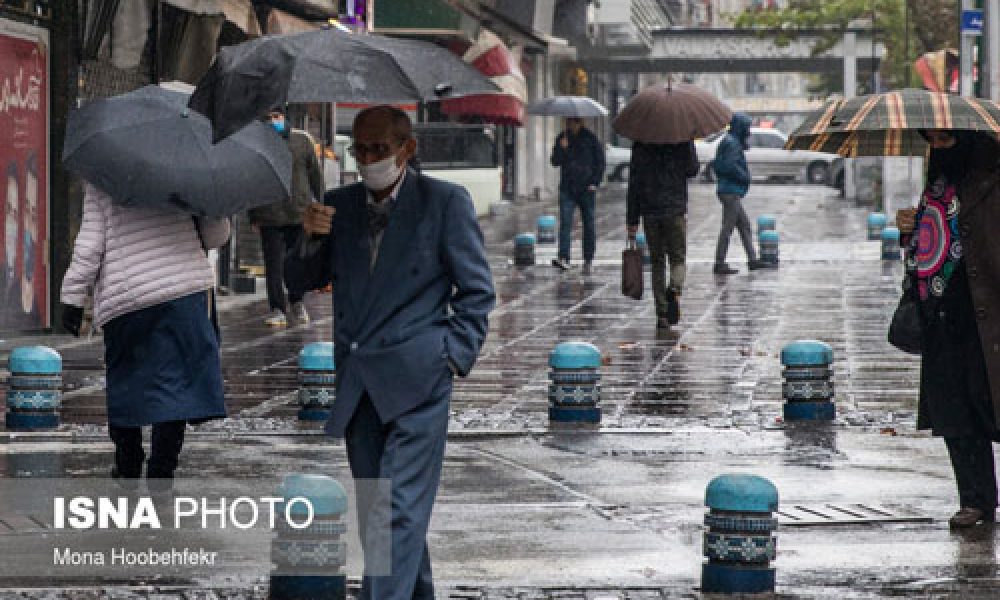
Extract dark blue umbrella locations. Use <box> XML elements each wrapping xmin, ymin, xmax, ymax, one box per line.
<box><xmin>63</xmin><ymin>85</ymin><xmax>292</xmax><ymax>217</ymax></box>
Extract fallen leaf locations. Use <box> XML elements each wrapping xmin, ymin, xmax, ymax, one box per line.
<box><xmin>739</xmin><ymin>347</ymin><xmax>752</xmax><ymax>356</ymax></box>
<box><xmin>880</xmin><ymin>427</ymin><xmax>897</xmax><ymax>436</ymax></box>
<box><xmin>679</xmin><ymin>344</ymin><xmax>692</xmax><ymax>351</ymax></box>
<box><xmin>601</xmin><ymin>355</ymin><xmax>613</xmax><ymax>366</ymax></box>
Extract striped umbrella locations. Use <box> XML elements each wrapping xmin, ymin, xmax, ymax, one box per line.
<box><xmin>786</xmin><ymin>89</ymin><xmax>1000</xmax><ymax>157</ymax></box>
<box><xmin>788</xmin><ymin>130</ymin><xmax>928</xmax><ymax>158</ymax></box>
<box><xmin>827</xmin><ymin>89</ymin><xmax>1000</xmax><ymax>134</ymax></box>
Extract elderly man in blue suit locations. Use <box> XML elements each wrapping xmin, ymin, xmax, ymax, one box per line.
<box><xmin>302</xmin><ymin>105</ymin><xmax>495</xmax><ymax>598</ymax></box>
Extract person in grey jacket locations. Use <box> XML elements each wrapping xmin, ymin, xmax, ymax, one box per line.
<box><xmin>626</xmin><ymin>140</ymin><xmax>700</xmax><ymax>328</ymax></box>
<box><xmin>249</xmin><ymin>107</ymin><xmax>324</xmax><ymax>327</ymax></box>
<box><xmin>61</xmin><ymin>182</ymin><xmax>230</xmax><ymax>490</ymax></box>
<box><xmin>713</xmin><ymin>112</ymin><xmax>766</xmax><ymax>275</ymax></box>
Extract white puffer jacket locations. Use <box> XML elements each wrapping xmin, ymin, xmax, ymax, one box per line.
<box><xmin>61</xmin><ymin>183</ymin><xmax>231</xmax><ymax>327</ymax></box>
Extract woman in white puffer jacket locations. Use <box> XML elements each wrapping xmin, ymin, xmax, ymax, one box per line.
<box><xmin>61</xmin><ymin>182</ymin><xmax>230</xmax><ymax>488</ymax></box>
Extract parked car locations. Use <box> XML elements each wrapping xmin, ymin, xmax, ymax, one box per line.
<box><xmin>696</xmin><ymin>127</ymin><xmax>838</xmax><ymax>185</ymax></box>
<box><xmin>605</xmin><ymin>143</ymin><xmax>632</xmax><ymax>183</ymax></box>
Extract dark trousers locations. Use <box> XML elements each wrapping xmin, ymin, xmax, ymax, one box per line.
<box><xmin>558</xmin><ymin>189</ymin><xmax>596</xmax><ymax>262</ymax></box>
<box><xmin>644</xmin><ymin>215</ymin><xmax>687</xmax><ymax>317</ymax></box>
<box><xmin>945</xmin><ymin>437</ymin><xmax>998</xmax><ymax>511</ymax></box>
<box><xmin>109</xmin><ymin>420</ymin><xmax>187</xmax><ymax>478</ymax></box>
<box><xmin>260</xmin><ymin>225</ymin><xmax>303</xmax><ymax>312</ymax></box>
<box><xmin>345</xmin><ymin>377</ymin><xmax>451</xmax><ymax>600</ymax></box>
<box><xmin>715</xmin><ymin>193</ymin><xmax>757</xmax><ymax>265</ymax></box>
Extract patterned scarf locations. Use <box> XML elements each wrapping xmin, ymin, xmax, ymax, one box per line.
<box><xmin>907</xmin><ymin>175</ymin><xmax>961</xmax><ymax>301</ymax></box>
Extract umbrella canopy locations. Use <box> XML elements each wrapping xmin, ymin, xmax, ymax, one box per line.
<box><xmin>826</xmin><ymin>88</ymin><xmax>1000</xmax><ymax>134</ymax></box>
<box><xmin>526</xmin><ymin>96</ymin><xmax>608</xmax><ymax>118</ymax></box>
<box><xmin>63</xmin><ymin>85</ymin><xmax>292</xmax><ymax>217</ymax></box>
<box><xmin>612</xmin><ymin>82</ymin><xmax>731</xmax><ymax>144</ymax></box>
<box><xmin>189</xmin><ymin>29</ymin><xmax>502</xmax><ymax>141</ymax></box>
<box><xmin>786</xmin><ymin>89</ymin><xmax>1000</xmax><ymax>157</ymax></box>
<box><xmin>787</xmin><ymin>129</ymin><xmax>930</xmax><ymax>158</ymax></box>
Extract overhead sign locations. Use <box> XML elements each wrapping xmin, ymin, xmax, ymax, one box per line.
<box><xmin>961</xmin><ymin>9</ymin><xmax>984</xmax><ymax>36</ymax></box>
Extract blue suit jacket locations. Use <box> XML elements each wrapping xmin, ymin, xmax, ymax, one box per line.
<box><xmin>321</xmin><ymin>170</ymin><xmax>495</xmax><ymax>436</ymax></box>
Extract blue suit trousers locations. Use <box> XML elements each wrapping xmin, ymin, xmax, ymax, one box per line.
<box><xmin>346</xmin><ymin>372</ymin><xmax>451</xmax><ymax>599</ymax></box>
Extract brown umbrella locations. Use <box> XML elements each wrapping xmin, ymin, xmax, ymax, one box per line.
<box><xmin>612</xmin><ymin>82</ymin><xmax>732</xmax><ymax>144</ymax></box>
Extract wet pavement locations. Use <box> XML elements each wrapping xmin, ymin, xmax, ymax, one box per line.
<box><xmin>2</xmin><ymin>182</ymin><xmax>998</xmax><ymax>598</ymax></box>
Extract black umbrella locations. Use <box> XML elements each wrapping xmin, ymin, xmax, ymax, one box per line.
<box><xmin>189</xmin><ymin>29</ymin><xmax>502</xmax><ymax>141</ymax></box>
<box><xmin>63</xmin><ymin>85</ymin><xmax>292</xmax><ymax>217</ymax></box>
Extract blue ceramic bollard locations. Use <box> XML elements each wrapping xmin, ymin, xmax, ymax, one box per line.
<box><xmin>867</xmin><ymin>212</ymin><xmax>887</xmax><ymax>240</ymax></box>
<box><xmin>881</xmin><ymin>226</ymin><xmax>901</xmax><ymax>260</ymax></box>
<box><xmin>781</xmin><ymin>340</ymin><xmax>835</xmax><ymax>421</ymax></box>
<box><xmin>270</xmin><ymin>474</ymin><xmax>348</xmax><ymax>599</ymax></box>
<box><xmin>548</xmin><ymin>342</ymin><xmax>602</xmax><ymax>425</ymax></box>
<box><xmin>701</xmin><ymin>474</ymin><xmax>779</xmax><ymax>594</ymax></box>
<box><xmin>298</xmin><ymin>343</ymin><xmax>335</xmax><ymax>422</ymax></box>
<box><xmin>537</xmin><ymin>215</ymin><xmax>557</xmax><ymax>244</ymax></box>
<box><xmin>756</xmin><ymin>215</ymin><xmax>777</xmax><ymax>234</ymax></box>
<box><xmin>514</xmin><ymin>233</ymin><xmax>536</xmax><ymax>266</ymax></box>
<box><xmin>758</xmin><ymin>230</ymin><xmax>780</xmax><ymax>266</ymax></box>
<box><xmin>6</xmin><ymin>346</ymin><xmax>62</xmax><ymax>430</ymax></box>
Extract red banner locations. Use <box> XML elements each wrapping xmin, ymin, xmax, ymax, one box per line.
<box><xmin>0</xmin><ymin>22</ymin><xmax>49</xmax><ymax>331</ymax></box>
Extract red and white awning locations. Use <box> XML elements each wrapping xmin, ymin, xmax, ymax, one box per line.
<box><xmin>440</xmin><ymin>29</ymin><xmax>527</xmax><ymax>126</ymax></box>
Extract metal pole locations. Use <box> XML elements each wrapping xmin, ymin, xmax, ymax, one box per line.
<box><xmin>904</xmin><ymin>0</ymin><xmax>910</xmax><ymax>88</ymax></box>
<box><xmin>844</xmin><ymin>31</ymin><xmax>857</xmax><ymax>201</ymax></box>
<box><xmin>985</xmin><ymin>0</ymin><xmax>1000</xmax><ymax>100</ymax></box>
<box><xmin>871</xmin><ymin>1</ymin><xmax>878</xmax><ymax>92</ymax></box>
<box><xmin>961</xmin><ymin>0</ymin><xmax>976</xmax><ymax>97</ymax></box>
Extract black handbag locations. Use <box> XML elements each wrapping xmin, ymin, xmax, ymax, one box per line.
<box><xmin>888</xmin><ymin>280</ymin><xmax>922</xmax><ymax>355</ymax></box>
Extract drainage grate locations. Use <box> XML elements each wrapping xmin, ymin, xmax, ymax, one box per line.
<box><xmin>776</xmin><ymin>503</ymin><xmax>933</xmax><ymax>526</ymax></box>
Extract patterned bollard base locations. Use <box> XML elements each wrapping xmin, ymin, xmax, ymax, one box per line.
<box><xmin>5</xmin><ymin>411</ymin><xmax>59</xmax><ymax>430</ymax></box>
<box><xmin>783</xmin><ymin>400</ymin><xmax>836</xmax><ymax>421</ymax></box>
<box><xmin>297</xmin><ymin>408</ymin><xmax>331</xmax><ymax>422</ymax></box>
<box><xmin>701</xmin><ymin>562</ymin><xmax>775</xmax><ymax>594</ymax></box>
<box><xmin>269</xmin><ymin>574</ymin><xmax>346</xmax><ymax>600</ymax></box>
<box><xmin>549</xmin><ymin>406</ymin><xmax>601</xmax><ymax>424</ymax></box>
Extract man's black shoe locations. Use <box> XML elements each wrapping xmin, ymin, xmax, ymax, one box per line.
<box><xmin>551</xmin><ymin>258</ymin><xmax>571</xmax><ymax>271</ymax></box>
<box><xmin>713</xmin><ymin>264</ymin><xmax>738</xmax><ymax>275</ymax></box>
<box><xmin>748</xmin><ymin>260</ymin><xmax>768</xmax><ymax>271</ymax></box>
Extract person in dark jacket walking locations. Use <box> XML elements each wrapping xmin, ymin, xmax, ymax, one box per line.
<box><xmin>550</xmin><ymin>117</ymin><xmax>605</xmax><ymax>274</ymax></box>
<box><xmin>249</xmin><ymin>107</ymin><xmax>324</xmax><ymax>327</ymax></box>
<box><xmin>713</xmin><ymin>112</ymin><xmax>765</xmax><ymax>275</ymax></box>
<box><xmin>626</xmin><ymin>140</ymin><xmax>699</xmax><ymax>328</ymax></box>
<box><xmin>896</xmin><ymin>130</ymin><xmax>1000</xmax><ymax>529</ymax></box>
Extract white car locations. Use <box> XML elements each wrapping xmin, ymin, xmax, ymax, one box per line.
<box><xmin>696</xmin><ymin>127</ymin><xmax>838</xmax><ymax>185</ymax></box>
<box><xmin>605</xmin><ymin>143</ymin><xmax>632</xmax><ymax>182</ymax></box>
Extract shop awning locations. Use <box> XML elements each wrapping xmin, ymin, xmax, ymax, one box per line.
<box><xmin>440</xmin><ymin>29</ymin><xmax>526</xmax><ymax>126</ymax></box>
<box><xmin>162</xmin><ymin>0</ymin><xmax>261</xmax><ymax>36</ymax></box>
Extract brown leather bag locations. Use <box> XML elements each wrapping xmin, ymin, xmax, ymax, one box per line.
<box><xmin>621</xmin><ymin>240</ymin><xmax>644</xmax><ymax>300</ymax></box>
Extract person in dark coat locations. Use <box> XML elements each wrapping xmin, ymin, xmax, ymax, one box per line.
<box><xmin>625</xmin><ymin>140</ymin><xmax>700</xmax><ymax>328</ymax></box>
<box><xmin>550</xmin><ymin>117</ymin><xmax>605</xmax><ymax>274</ymax></box>
<box><xmin>896</xmin><ymin>130</ymin><xmax>1000</xmax><ymax>528</ymax></box>
<box><xmin>249</xmin><ymin>107</ymin><xmax>324</xmax><ymax>327</ymax></box>
<box><xmin>713</xmin><ymin>113</ymin><xmax>766</xmax><ymax>275</ymax></box>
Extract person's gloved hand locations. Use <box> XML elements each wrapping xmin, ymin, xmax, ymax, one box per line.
<box><xmin>61</xmin><ymin>304</ymin><xmax>84</xmax><ymax>337</ymax></box>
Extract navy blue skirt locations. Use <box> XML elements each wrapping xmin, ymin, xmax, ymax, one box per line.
<box><xmin>103</xmin><ymin>291</ymin><xmax>226</xmax><ymax>427</ymax></box>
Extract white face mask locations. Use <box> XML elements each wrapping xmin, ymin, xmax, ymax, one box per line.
<box><xmin>5</xmin><ymin>178</ymin><xmax>16</xmax><ymax>268</ymax></box>
<box><xmin>358</xmin><ymin>153</ymin><xmax>403</xmax><ymax>192</ymax></box>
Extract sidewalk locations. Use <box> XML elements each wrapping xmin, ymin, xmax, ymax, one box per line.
<box><xmin>3</xmin><ymin>181</ymin><xmax>996</xmax><ymax>598</ymax></box>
